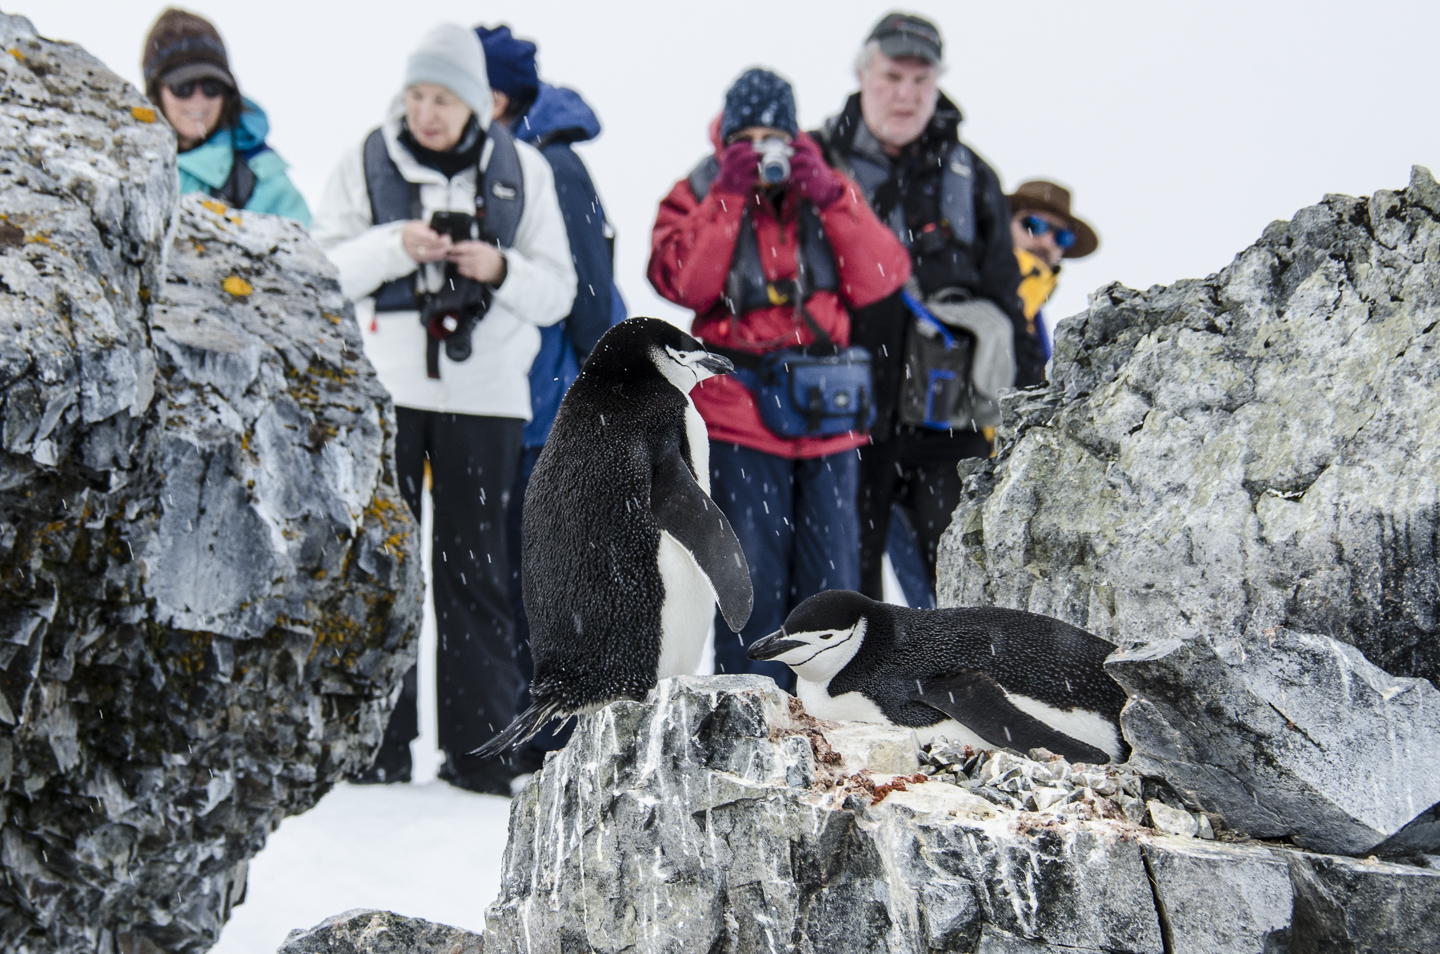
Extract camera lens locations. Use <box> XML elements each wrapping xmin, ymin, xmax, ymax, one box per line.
<box><xmin>446</xmin><ymin>334</ymin><xmax>473</xmax><ymax>363</ymax></box>
<box><xmin>760</xmin><ymin>155</ymin><xmax>790</xmax><ymax>184</ymax></box>
<box><xmin>754</xmin><ymin>139</ymin><xmax>792</xmax><ymax>185</ymax></box>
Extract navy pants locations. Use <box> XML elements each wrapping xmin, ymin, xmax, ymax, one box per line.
<box><xmin>709</xmin><ymin>442</ymin><xmax>861</xmax><ymax>692</ymax></box>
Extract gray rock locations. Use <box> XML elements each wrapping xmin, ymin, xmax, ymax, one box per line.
<box><xmin>940</xmin><ymin>166</ymin><xmax>1440</xmax><ymax>690</ymax></box>
<box><xmin>1142</xmin><ymin>838</ymin><xmax>1293</xmax><ymax>954</ymax></box>
<box><xmin>821</xmin><ymin>721</ymin><xmax>919</xmax><ymax>776</ymax></box>
<box><xmin>0</xmin><ymin>18</ymin><xmax>421</xmax><ymax>953</ymax></box>
<box><xmin>484</xmin><ymin>675</ymin><xmax>1166</xmax><ymax>954</ymax></box>
<box><xmin>1286</xmin><ymin>852</ymin><xmax>1440</xmax><ymax>953</ymax></box>
<box><xmin>480</xmin><ymin>676</ymin><xmax>1440</xmax><ymax>954</ymax></box>
<box><xmin>1147</xmin><ymin>800</ymin><xmax>1199</xmax><ymax>838</ymax></box>
<box><xmin>1108</xmin><ymin>627</ymin><xmax>1440</xmax><ymax>856</ymax></box>
<box><xmin>278</xmin><ymin>910</ymin><xmax>483</xmax><ymax>954</ymax></box>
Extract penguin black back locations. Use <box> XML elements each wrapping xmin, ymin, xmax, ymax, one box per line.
<box><xmin>831</xmin><ymin>602</ymin><xmax>1127</xmax><ymax>731</ymax></box>
<box><xmin>523</xmin><ymin>320</ymin><xmax>700</xmax><ymax>710</ymax></box>
<box><xmin>752</xmin><ymin>591</ymin><xmax>1129</xmax><ymax>762</ymax></box>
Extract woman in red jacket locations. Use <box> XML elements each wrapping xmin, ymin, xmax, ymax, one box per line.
<box><xmin>648</xmin><ymin>69</ymin><xmax>911</xmax><ymax>689</ymax></box>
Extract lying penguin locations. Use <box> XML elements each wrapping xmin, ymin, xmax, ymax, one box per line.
<box><xmin>473</xmin><ymin>318</ymin><xmax>753</xmax><ymax>758</ymax></box>
<box><xmin>747</xmin><ymin>590</ymin><xmax>1128</xmax><ymax>764</ymax></box>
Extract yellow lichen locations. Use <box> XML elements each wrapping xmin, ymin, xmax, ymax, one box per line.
<box><xmin>200</xmin><ymin>199</ymin><xmax>229</xmax><ymax>217</ymax></box>
<box><xmin>131</xmin><ymin>106</ymin><xmax>156</xmax><ymax>123</ymax></box>
<box><xmin>223</xmin><ymin>275</ymin><xmax>253</xmax><ymax>298</ymax></box>
<box><xmin>7</xmin><ymin>48</ymin><xmax>22</xmax><ymax>61</ymax></box>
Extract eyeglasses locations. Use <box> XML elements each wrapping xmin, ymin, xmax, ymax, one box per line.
<box><xmin>168</xmin><ymin>79</ymin><xmax>228</xmax><ymax>100</ymax></box>
<box><xmin>1021</xmin><ymin>214</ymin><xmax>1076</xmax><ymax>250</ymax></box>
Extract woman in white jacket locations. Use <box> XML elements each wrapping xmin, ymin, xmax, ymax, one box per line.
<box><xmin>313</xmin><ymin>23</ymin><xmax>576</xmax><ymax>794</ymax></box>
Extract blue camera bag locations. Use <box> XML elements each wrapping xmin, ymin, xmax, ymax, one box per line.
<box><xmin>753</xmin><ymin>346</ymin><xmax>875</xmax><ymax>437</ymax></box>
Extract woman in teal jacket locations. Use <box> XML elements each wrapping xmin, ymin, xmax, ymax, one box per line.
<box><xmin>141</xmin><ymin>8</ymin><xmax>310</xmax><ymax>225</ymax></box>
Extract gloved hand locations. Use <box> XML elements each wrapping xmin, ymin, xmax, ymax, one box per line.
<box><xmin>714</xmin><ymin>140</ymin><xmax>760</xmax><ymax>196</ymax></box>
<box><xmin>788</xmin><ymin>137</ymin><xmax>844</xmax><ymax>208</ymax></box>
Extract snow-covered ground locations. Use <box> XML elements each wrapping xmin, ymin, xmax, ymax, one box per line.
<box><xmin>211</xmin><ymin>782</ymin><xmax>507</xmax><ymax>952</ymax></box>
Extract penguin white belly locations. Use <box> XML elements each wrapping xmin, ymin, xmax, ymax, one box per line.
<box><xmin>682</xmin><ymin>398</ymin><xmax>710</xmax><ymax>495</ymax></box>
<box><xmin>655</xmin><ymin>531</ymin><xmax>715</xmax><ymax>679</ymax></box>
<box><xmin>796</xmin><ymin>679</ymin><xmax>1118</xmax><ymax>757</ymax></box>
<box><xmin>1008</xmin><ymin>694</ymin><xmax>1124</xmax><ymax>762</ymax></box>
<box><xmin>796</xmin><ymin>681</ymin><xmax>991</xmax><ymax>749</ymax></box>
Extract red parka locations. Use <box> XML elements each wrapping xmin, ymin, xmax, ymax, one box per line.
<box><xmin>648</xmin><ymin>127</ymin><xmax>911</xmax><ymax>459</ymax></box>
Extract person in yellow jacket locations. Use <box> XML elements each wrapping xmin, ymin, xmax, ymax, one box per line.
<box><xmin>1007</xmin><ymin>180</ymin><xmax>1099</xmax><ymax>363</ymax></box>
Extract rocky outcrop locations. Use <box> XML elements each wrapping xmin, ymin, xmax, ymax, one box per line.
<box><xmin>278</xmin><ymin>910</ymin><xmax>483</xmax><ymax>954</ymax></box>
<box><xmin>0</xmin><ymin>14</ymin><xmax>421</xmax><ymax>953</ymax></box>
<box><xmin>481</xmin><ymin>676</ymin><xmax>1440</xmax><ymax>954</ymax></box>
<box><xmin>939</xmin><ymin>167</ymin><xmax>1440</xmax><ymax>687</ymax></box>
<box><xmin>1108</xmin><ymin>624</ymin><xmax>1440</xmax><ymax>856</ymax></box>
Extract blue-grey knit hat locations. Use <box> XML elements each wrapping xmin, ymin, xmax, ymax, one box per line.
<box><xmin>720</xmin><ymin>69</ymin><xmax>797</xmax><ymax>142</ymax></box>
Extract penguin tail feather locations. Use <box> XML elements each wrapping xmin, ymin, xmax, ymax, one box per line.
<box><xmin>469</xmin><ymin>700</ymin><xmax>565</xmax><ymax>760</ymax></box>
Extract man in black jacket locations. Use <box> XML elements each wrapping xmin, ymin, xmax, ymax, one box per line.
<box><xmin>815</xmin><ymin>12</ymin><xmax>1042</xmax><ymax>603</ymax></box>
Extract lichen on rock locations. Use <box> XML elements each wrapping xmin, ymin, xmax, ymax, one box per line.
<box><xmin>0</xmin><ymin>13</ymin><xmax>421</xmax><ymax>953</ymax></box>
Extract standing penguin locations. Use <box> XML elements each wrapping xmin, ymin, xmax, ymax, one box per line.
<box><xmin>473</xmin><ymin>318</ymin><xmax>753</xmax><ymax>756</ymax></box>
<box><xmin>747</xmin><ymin>591</ymin><xmax>1128</xmax><ymax>763</ymax></box>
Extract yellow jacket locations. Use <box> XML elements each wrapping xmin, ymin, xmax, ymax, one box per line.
<box><xmin>1015</xmin><ymin>247</ymin><xmax>1058</xmax><ymax>335</ymax></box>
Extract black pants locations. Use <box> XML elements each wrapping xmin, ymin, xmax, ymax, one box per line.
<box><xmin>856</xmin><ymin>430</ymin><xmax>988</xmax><ymax>601</ymax></box>
<box><xmin>373</xmin><ymin>407</ymin><xmax>524</xmax><ymax>792</ymax></box>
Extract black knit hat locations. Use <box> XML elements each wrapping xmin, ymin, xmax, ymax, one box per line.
<box><xmin>141</xmin><ymin>8</ymin><xmax>236</xmax><ymax>100</ymax></box>
<box><xmin>720</xmin><ymin>69</ymin><xmax>797</xmax><ymax>143</ymax></box>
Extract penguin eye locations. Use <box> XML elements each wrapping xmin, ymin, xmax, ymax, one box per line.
<box><xmin>819</xmin><ymin>633</ymin><xmax>834</xmax><ymax>640</ymax></box>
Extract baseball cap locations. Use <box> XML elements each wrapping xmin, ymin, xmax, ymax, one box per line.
<box><xmin>867</xmin><ymin>12</ymin><xmax>943</xmax><ymax>65</ymax></box>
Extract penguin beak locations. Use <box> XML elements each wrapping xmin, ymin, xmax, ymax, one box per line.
<box><xmin>695</xmin><ymin>351</ymin><xmax>734</xmax><ymax>375</ymax></box>
<box><xmin>747</xmin><ymin>630</ymin><xmax>805</xmax><ymax>661</ymax></box>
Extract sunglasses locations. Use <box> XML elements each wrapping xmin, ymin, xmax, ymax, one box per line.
<box><xmin>168</xmin><ymin>78</ymin><xmax>228</xmax><ymax>99</ymax></box>
<box><xmin>1021</xmin><ymin>214</ymin><xmax>1076</xmax><ymax>250</ymax></box>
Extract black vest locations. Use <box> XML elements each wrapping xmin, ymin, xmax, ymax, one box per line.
<box><xmin>363</xmin><ymin>121</ymin><xmax>525</xmax><ymax>312</ymax></box>
<box><xmin>209</xmin><ymin>144</ymin><xmax>264</xmax><ymax>210</ymax></box>
<box><xmin>686</xmin><ymin>155</ymin><xmax>839</xmax><ymax>316</ymax></box>
<box><xmin>822</xmin><ymin>131</ymin><xmax>977</xmax><ymax>251</ymax></box>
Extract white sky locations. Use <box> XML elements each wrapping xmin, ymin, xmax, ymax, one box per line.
<box><xmin>30</xmin><ymin>1</ymin><xmax>1440</xmax><ymax>330</ymax></box>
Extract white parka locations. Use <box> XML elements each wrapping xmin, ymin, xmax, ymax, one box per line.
<box><xmin>313</xmin><ymin>110</ymin><xmax>577</xmax><ymax>419</ymax></box>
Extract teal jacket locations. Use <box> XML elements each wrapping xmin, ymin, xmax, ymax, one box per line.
<box><xmin>176</xmin><ymin>99</ymin><xmax>311</xmax><ymax>226</ymax></box>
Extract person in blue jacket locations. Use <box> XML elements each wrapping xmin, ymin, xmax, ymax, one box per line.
<box><xmin>142</xmin><ymin>8</ymin><xmax>310</xmax><ymax>225</ymax></box>
<box><xmin>478</xmin><ymin>24</ymin><xmax>625</xmax><ymax>777</ymax></box>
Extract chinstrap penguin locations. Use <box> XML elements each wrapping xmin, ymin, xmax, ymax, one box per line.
<box><xmin>473</xmin><ymin>318</ymin><xmax>753</xmax><ymax>757</ymax></box>
<box><xmin>748</xmin><ymin>590</ymin><xmax>1128</xmax><ymax>763</ymax></box>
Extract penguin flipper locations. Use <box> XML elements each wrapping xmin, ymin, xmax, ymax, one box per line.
<box><xmin>913</xmin><ymin>669</ymin><xmax>1112</xmax><ymax>765</ymax></box>
<box><xmin>650</xmin><ymin>445</ymin><xmax>753</xmax><ymax>632</ymax></box>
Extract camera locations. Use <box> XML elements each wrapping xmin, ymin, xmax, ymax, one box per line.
<box><xmin>421</xmin><ymin>212</ymin><xmax>492</xmax><ymax>364</ymax></box>
<box><xmin>754</xmin><ymin>138</ymin><xmax>793</xmax><ymax>185</ymax></box>
<box><xmin>422</xmin><ymin>278</ymin><xmax>491</xmax><ymax>363</ymax></box>
<box><xmin>429</xmin><ymin>210</ymin><xmax>480</xmax><ymax>243</ymax></box>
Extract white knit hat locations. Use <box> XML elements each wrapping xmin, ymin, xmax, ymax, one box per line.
<box><xmin>405</xmin><ymin>23</ymin><xmax>493</xmax><ymax>129</ymax></box>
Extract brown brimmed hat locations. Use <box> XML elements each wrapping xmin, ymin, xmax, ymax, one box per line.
<box><xmin>1008</xmin><ymin>180</ymin><xmax>1099</xmax><ymax>259</ymax></box>
<box><xmin>141</xmin><ymin>9</ymin><xmax>236</xmax><ymax>100</ymax></box>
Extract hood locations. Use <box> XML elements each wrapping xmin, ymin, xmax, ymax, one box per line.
<box><xmin>205</xmin><ymin>97</ymin><xmax>269</xmax><ymax>153</ymax></box>
<box><xmin>515</xmin><ymin>82</ymin><xmax>600</xmax><ymax>144</ymax></box>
